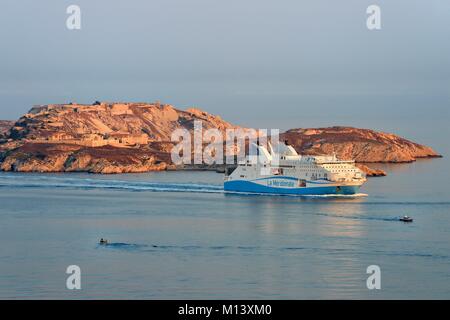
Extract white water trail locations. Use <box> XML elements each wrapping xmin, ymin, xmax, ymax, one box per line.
<box><xmin>0</xmin><ymin>173</ymin><xmax>368</xmax><ymax>197</ymax></box>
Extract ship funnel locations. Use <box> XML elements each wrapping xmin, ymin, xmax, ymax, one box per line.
<box><xmin>249</xmin><ymin>143</ymin><xmax>272</xmax><ymax>164</ymax></box>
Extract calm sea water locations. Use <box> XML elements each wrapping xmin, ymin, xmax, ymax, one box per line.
<box><xmin>0</xmin><ymin>156</ymin><xmax>449</xmax><ymax>299</ymax></box>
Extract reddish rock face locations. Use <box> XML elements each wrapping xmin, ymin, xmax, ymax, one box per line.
<box><xmin>0</xmin><ymin>143</ymin><xmax>170</xmax><ymax>174</ymax></box>
<box><xmin>0</xmin><ymin>102</ymin><xmax>239</xmax><ymax>173</ymax></box>
<box><xmin>355</xmin><ymin>164</ymin><xmax>387</xmax><ymax>177</ymax></box>
<box><xmin>281</xmin><ymin>127</ymin><xmax>440</xmax><ymax>163</ymax></box>
<box><xmin>7</xmin><ymin>102</ymin><xmax>238</xmax><ymax>142</ymax></box>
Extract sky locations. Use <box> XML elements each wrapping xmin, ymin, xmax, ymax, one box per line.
<box><xmin>0</xmin><ymin>0</ymin><xmax>449</xmax><ymax>147</ymax></box>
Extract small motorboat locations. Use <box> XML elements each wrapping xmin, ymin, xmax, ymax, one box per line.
<box><xmin>99</xmin><ymin>238</ymin><xmax>108</xmax><ymax>245</ymax></box>
<box><xmin>399</xmin><ymin>215</ymin><xmax>413</xmax><ymax>222</ymax></box>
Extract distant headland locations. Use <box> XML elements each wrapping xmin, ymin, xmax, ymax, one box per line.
<box><xmin>0</xmin><ymin>102</ymin><xmax>441</xmax><ymax>176</ymax></box>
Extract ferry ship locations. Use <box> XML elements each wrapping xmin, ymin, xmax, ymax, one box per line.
<box><xmin>224</xmin><ymin>142</ymin><xmax>366</xmax><ymax>195</ymax></box>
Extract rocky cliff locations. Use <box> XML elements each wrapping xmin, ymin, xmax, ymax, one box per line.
<box><xmin>0</xmin><ymin>103</ymin><xmax>441</xmax><ymax>175</ymax></box>
<box><xmin>281</xmin><ymin>127</ymin><xmax>440</xmax><ymax>163</ymax></box>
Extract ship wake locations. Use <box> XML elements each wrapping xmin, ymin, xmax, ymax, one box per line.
<box><xmin>0</xmin><ymin>173</ymin><xmax>367</xmax><ymax>197</ymax></box>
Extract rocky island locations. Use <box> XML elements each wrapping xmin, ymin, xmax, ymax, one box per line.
<box><xmin>0</xmin><ymin>102</ymin><xmax>441</xmax><ymax>176</ymax></box>
<box><xmin>281</xmin><ymin>127</ymin><xmax>441</xmax><ymax>177</ymax></box>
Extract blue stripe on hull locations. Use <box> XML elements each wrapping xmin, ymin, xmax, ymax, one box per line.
<box><xmin>224</xmin><ymin>180</ymin><xmax>360</xmax><ymax>195</ymax></box>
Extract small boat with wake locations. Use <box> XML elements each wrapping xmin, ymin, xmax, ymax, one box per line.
<box><xmin>399</xmin><ymin>215</ymin><xmax>413</xmax><ymax>222</ymax></box>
